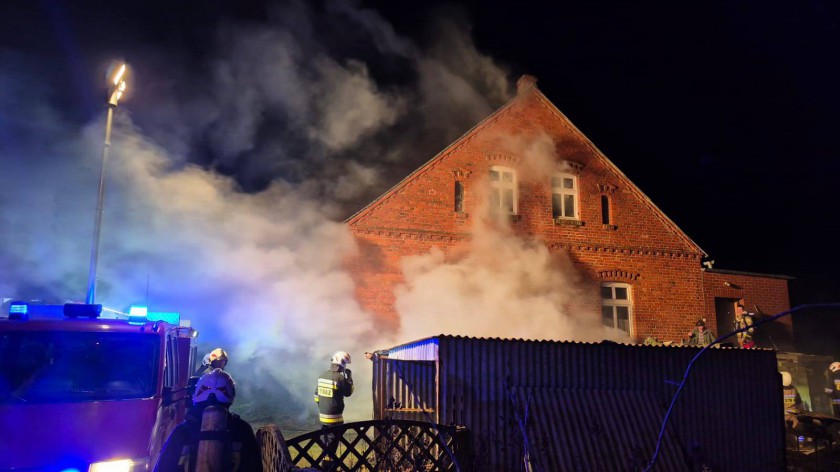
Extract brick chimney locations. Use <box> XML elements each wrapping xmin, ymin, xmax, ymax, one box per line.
<box><xmin>517</xmin><ymin>74</ymin><xmax>538</xmax><ymax>94</ymax></box>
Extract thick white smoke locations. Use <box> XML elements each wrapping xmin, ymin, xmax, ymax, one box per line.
<box><xmin>0</xmin><ymin>1</ymin><xmax>511</xmax><ymax>432</ymax></box>
<box><xmin>394</xmin><ymin>132</ymin><xmax>630</xmax><ymax>344</ymax></box>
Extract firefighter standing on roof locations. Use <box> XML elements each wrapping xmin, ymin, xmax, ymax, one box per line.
<box><xmin>315</xmin><ymin>351</ymin><xmax>354</xmax><ymax>426</ymax></box>
<box><xmin>734</xmin><ymin>303</ymin><xmax>756</xmax><ymax>348</ymax></box>
<box><xmin>825</xmin><ymin>362</ymin><xmax>840</xmax><ymax>417</ymax></box>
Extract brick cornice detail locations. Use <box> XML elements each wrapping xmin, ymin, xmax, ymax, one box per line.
<box><xmin>565</xmin><ymin>160</ymin><xmax>584</xmax><ymax>175</ymax></box>
<box><xmin>485</xmin><ymin>153</ymin><xmax>522</xmax><ymax>165</ymax></box>
<box><xmin>452</xmin><ymin>169</ymin><xmax>472</xmax><ymax>180</ymax></box>
<box><xmin>350</xmin><ymin>226</ymin><xmax>469</xmax><ymax>242</ymax></box>
<box><xmin>549</xmin><ymin>242</ymin><xmax>701</xmax><ymax>259</ymax></box>
<box><xmin>598</xmin><ymin>269</ymin><xmax>640</xmax><ymax>281</ymax></box>
<box><xmin>597</xmin><ymin>182</ymin><xmax>618</xmax><ymax>194</ymax></box>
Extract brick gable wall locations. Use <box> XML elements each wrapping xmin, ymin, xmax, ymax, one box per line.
<box><xmin>346</xmin><ymin>84</ymin><xmax>789</xmax><ymax>344</ymax></box>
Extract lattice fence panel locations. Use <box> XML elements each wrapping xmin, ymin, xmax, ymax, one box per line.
<box><xmin>281</xmin><ymin>419</ymin><xmax>466</xmax><ymax>471</ymax></box>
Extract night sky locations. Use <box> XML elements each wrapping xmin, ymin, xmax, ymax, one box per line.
<box><xmin>1</xmin><ymin>1</ymin><xmax>838</xmax><ymax>353</ymax></box>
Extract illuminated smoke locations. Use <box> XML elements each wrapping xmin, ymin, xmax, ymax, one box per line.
<box><xmin>394</xmin><ymin>133</ymin><xmax>629</xmax><ymax>344</ymax></box>
<box><xmin>0</xmin><ymin>1</ymin><xmax>510</xmax><ymax>431</ymax></box>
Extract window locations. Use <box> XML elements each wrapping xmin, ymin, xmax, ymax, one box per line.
<box><xmin>489</xmin><ymin>166</ymin><xmax>517</xmax><ymax>214</ymax></box>
<box><xmin>601</xmin><ymin>195</ymin><xmax>610</xmax><ymax>224</ymax></box>
<box><xmin>601</xmin><ymin>282</ymin><xmax>632</xmax><ymax>335</ymax></box>
<box><xmin>0</xmin><ymin>331</ymin><xmax>160</xmax><ymax>402</ymax></box>
<box><xmin>552</xmin><ymin>173</ymin><xmax>578</xmax><ymax>219</ymax></box>
<box><xmin>454</xmin><ymin>181</ymin><xmax>464</xmax><ymax>213</ymax></box>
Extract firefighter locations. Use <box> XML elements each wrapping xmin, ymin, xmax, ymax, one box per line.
<box><xmin>154</xmin><ymin>369</ymin><xmax>261</xmax><ymax>472</ymax></box>
<box><xmin>195</xmin><ymin>348</ymin><xmax>229</xmax><ymax>377</ymax></box>
<box><xmin>315</xmin><ymin>351</ymin><xmax>354</xmax><ymax>426</ymax></box>
<box><xmin>781</xmin><ymin>371</ymin><xmax>803</xmax><ymax>441</ymax></box>
<box><xmin>686</xmin><ymin>320</ymin><xmax>715</xmax><ymax>347</ymax></box>
<box><xmin>734</xmin><ymin>303</ymin><xmax>756</xmax><ymax>348</ymax></box>
<box><xmin>825</xmin><ymin>361</ymin><xmax>840</xmax><ymax>417</ymax></box>
<box><xmin>314</xmin><ymin>351</ymin><xmax>354</xmax><ymax>463</ymax></box>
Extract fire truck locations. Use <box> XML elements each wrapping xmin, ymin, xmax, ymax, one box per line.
<box><xmin>0</xmin><ymin>301</ymin><xmax>199</xmax><ymax>471</ymax></box>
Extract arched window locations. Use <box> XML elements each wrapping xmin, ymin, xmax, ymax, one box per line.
<box><xmin>454</xmin><ymin>181</ymin><xmax>464</xmax><ymax>212</ymax></box>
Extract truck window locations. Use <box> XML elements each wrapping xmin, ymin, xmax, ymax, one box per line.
<box><xmin>0</xmin><ymin>331</ymin><xmax>160</xmax><ymax>403</ymax></box>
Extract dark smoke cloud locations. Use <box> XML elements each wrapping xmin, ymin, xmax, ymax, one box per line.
<box><xmin>0</xmin><ymin>0</ymin><xmax>510</xmax><ymax>429</ymax></box>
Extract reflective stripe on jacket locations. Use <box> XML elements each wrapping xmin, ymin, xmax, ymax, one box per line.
<box><xmin>314</xmin><ymin>364</ymin><xmax>353</xmax><ymax>425</ymax></box>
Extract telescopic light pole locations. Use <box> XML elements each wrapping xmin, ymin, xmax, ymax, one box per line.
<box><xmin>86</xmin><ymin>63</ymin><xmax>127</xmax><ymax>304</ymax></box>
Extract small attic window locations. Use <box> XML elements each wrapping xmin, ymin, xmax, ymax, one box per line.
<box><xmin>601</xmin><ymin>195</ymin><xmax>610</xmax><ymax>224</ymax></box>
<box><xmin>454</xmin><ymin>181</ymin><xmax>464</xmax><ymax>213</ymax></box>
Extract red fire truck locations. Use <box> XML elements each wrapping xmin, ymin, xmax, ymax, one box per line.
<box><xmin>0</xmin><ymin>301</ymin><xmax>199</xmax><ymax>471</ymax></box>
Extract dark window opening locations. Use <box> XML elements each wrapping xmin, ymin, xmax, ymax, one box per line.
<box><xmin>454</xmin><ymin>181</ymin><xmax>464</xmax><ymax>212</ymax></box>
<box><xmin>0</xmin><ymin>331</ymin><xmax>160</xmax><ymax>403</ymax></box>
<box><xmin>601</xmin><ymin>195</ymin><xmax>610</xmax><ymax>224</ymax></box>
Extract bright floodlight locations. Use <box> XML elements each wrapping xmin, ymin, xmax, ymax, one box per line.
<box><xmin>108</xmin><ymin>64</ymin><xmax>128</xmax><ymax>107</ymax></box>
<box><xmin>111</xmin><ymin>64</ymin><xmax>126</xmax><ymax>85</ymax></box>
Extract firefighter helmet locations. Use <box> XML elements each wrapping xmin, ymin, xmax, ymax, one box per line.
<box><xmin>780</xmin><ymin>371</ymin><xmax>792</xmax><ymax>387</ymax></box>
<box><xmin>193</xmin><ymin>368</ymin><xmax>236</xmax><ymax>405</ymax></box>
<box><xmin>203</xmin><ymin>348</ymin><xmax>229</xmax><ymax>366</ymax></box>
<box><xmin>331</xmin><ymin>351</ymin><xmax>351</xmax><ymax>366</ymax></box>
<box><xmin>830</xmin><ymin>362</ymin><xmax>840</xmax><ymax>373</ymax></box>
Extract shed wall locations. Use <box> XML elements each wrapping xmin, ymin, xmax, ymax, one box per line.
<box><xmin>374</xmin><ymin>336</ymin><xmax>785</xmax><ymax>471</ymax></box>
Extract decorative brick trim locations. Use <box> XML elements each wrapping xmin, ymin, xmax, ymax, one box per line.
<box><xmin>350</xmin><ymin>226</ymin><xmax>469</xmax><ymax>242</ymax></box>
<box><xmin>598</xmin><ymin>269</ymin><xmax>640</xmax><ymax>281</ymax></box>
<box><xmin>565</xmin><ymin>160</ymin><xmax>584</xmax><ymax>175</ymax></box>
<box><xmin>485</xmin><ymin>153</ymin><xmax>522</xmax><ymax>165</ymax></box>
<box><xmin>597</xmin><ymin>182</ymin><xmax>618</xmax><ymax>194</ymax></box>
<box><xmin>452</xmin><ymin>169</ymin><xmax>472</xmax><ymax>180</ymax></box>
<box><xmin>548</xmin><ymin>242</ymin><xmax>701</xmax><ymax>259</ymax></box>
<box><xmin>554</xmin><ymin>218</ymin><xmax>585</xmax><ymax>227</ymax></box>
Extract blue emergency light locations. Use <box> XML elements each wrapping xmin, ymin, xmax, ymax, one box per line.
<box><xmin>147</xmin><ymin>311</ymin><xmax>181</xmax><ymax>325</ymax></box>
<box><xmin>8</xmin><ymin>301</ymin><xmax>28</xmax><ymax>320</ymax></box>
<box><xmin>127</xmin><ymin>305</ymin><xmax>149</xmax><ymax>325</ymax></box>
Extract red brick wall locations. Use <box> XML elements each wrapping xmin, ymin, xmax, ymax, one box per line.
<box><xmin>346</xmin><ymin>87</ymin><xmax>787</xmax><ymax>343</ymax></box>
<box><xmin>701</xmin><ymin>270</ymin><xmax>792</xmax><ymax>338</ymax></box>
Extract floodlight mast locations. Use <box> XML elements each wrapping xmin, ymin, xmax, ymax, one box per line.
<box><xmin>86</xmin><ymin>63</ymin><xmax>127</xmax><ymax>304</ymax></box>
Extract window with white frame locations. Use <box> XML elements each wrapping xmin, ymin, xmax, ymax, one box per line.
<box><xmin>552</xmin><ymin>173</ymin><xmax>578</xmax><ymax>219</ymax></box>
<box><xmin>601</xmin><ymin>282</ymin><xmax>632</xmax><ymax>335</ymax></box>
<box><xmin>489</xmin><ymin>166</ymin><xmax>517</xmax><ymax>214</ymax></box>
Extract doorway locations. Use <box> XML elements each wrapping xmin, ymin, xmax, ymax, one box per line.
<box><xmin>715</xmin><ymin>297</ymin><xmax>740</xmax><ymax>347</ymax></box>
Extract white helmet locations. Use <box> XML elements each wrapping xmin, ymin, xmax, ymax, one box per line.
<box><xmin>202</xmin><ymin>348</ymin><xmax>229</xmax><ymax>366</ymax></box>
<box><xmin>830</xmin><ymin>362</ymin><xmax>840</xmax><ymax>373</ymax></box>
<box><xmin>780</xmin><ymin>371</ymin><xmax>792</xmax><ymax>387</ymax></box>
<box><xmin>331</xmin><ymin>351</ymin><xmax>351</xmax><ymax>366</ymax></box>
<box><xmin>193</xmin><ymin>368</ymin><xmax>236</xmax><ymax>405</ymax></box>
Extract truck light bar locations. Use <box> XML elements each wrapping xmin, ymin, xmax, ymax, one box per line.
<box><xmin>64</xmin><ymin>303</ymin><xmax>103</xmax><ymax>318</ymax></box>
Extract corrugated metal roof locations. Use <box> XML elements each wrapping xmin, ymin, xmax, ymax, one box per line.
<box><xmin>374</xmin><ymin>335</ymin><xmax>786</xmax><ymax>471</ymax></box>
<box><xmin>514</xmin><ymin>387</ymin><xmax>684</xmax><ymax>471</ymax></box>
<box><xmin>386</xmin><ymin>336</ymin><xmax>439</xmax><ymax>361</ymax></box>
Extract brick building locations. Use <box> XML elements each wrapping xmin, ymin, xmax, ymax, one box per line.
<box><xmin>346</xmin><ymin>75</ymin><xmax>792</xmax><ymax>344</ymax></box>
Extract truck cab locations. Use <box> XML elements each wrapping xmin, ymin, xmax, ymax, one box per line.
<box><xmin>0</xmin><ymin>302</ymin><xmax>199</xmax><ymax>471</ymax></box>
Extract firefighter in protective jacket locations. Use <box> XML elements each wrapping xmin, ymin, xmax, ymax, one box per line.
<box><xmin>154</xmin><ymin>369</ymin><xmax>261</xmax><ymax>472</ymax></box>
<box><xmin>314</xmin><ymin>351</ymin><xmax>354</xmax><ymax>426</ymax></box>
<box><xmin>825</xmin><ymin>362</ymin><xmax>840</xmax><ymax>417</ymax></box>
